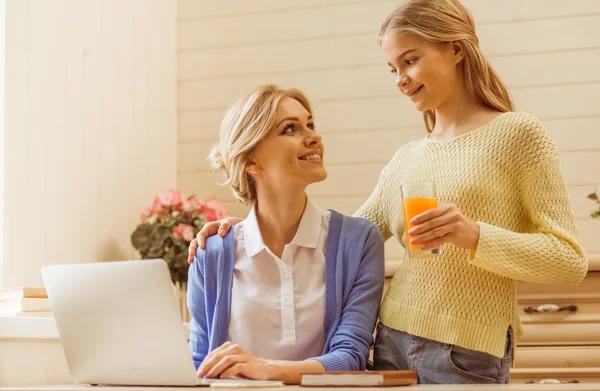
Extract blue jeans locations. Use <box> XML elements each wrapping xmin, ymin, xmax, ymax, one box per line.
<box><xmin>373</xmin><ymin>322</ymin><xmax>513</xmax><ymax>384</ymax></box>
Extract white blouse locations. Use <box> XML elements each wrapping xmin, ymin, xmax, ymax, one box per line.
<box><xmin>227</xmin><ymin>200</ymin><xmax>330</xmax><ymax>360</ymax></box>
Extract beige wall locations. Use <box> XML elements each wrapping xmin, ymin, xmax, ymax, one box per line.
<box><xmin>1</xmin><ymin>0</ymin><xmax>178</xmax><ymax>288</ymax></box>
<box><xmin>177</xmin><ymin>0</ymin><xmax>600</xmax><ymax>263</ymax></box>
<box><xmin>0</xmin><ymin>0</ymin><xmax>5</xmax><ymax>289</ymax></box>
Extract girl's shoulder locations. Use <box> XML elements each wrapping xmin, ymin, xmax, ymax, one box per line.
<box><xmin>475</xmin><ymin>111</ymin><xmax>551</xmax><ymax>150</ymax></box>
<box><xmin>494</xmin><ymin>112</ymin><xmax>558</xmax><ymax>165</ymax></box>
<box><xmin>499</xmin><ymin>111</ymin><xmax>552</xmax><ymax>143</ymax></box>
<box><xmin>329</xmin><ymin>210</ymin><xmax>383</xmax><ymax>243</ymax></box>
<box><xmin>497</xmin><ymin>111</ymin><xmax>544</xmax><ymax>130</ymax></box>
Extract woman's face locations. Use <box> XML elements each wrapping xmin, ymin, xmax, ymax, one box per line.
<box><xmin>381</xmin><ymin>32</ymin><xmax>463</xmax><ymax>111</ymax></box>
<box><xmin>248</xmin><ymin>97</ymin><xmax>327</xmax><ymax>192</ymax></box>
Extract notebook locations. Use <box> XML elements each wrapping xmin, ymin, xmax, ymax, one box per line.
<box><xmin>0</xmin><ymin>286</ymin><xmax>47</xmax><ymax>301</ymax></box>
<box><xmin>0</xmin><ymin>298</ymin><xmax>51</xmax><ymax>314</ymax></box>
<box><xmin>301</xmin><ymin>370</ymin><xmax>418</xmax><ymax>387</ymax></box>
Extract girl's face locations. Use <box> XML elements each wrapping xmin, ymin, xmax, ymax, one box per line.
<box><xmin>248</xmin><ymin>97</ymin><xmax>327</xmax><ymax>191</ymax></box>
<box><xmin>381</xmin><ymin>32</ymin><xmax>464</xmax><ymax>111</ymax></box>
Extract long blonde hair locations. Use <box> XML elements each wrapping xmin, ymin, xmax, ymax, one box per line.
<box><xmin>208</xmin><ymin>84</ymin><xmax>313</xmax><ymax>206</ymax></box>
<box><xmin>379</xmin><ymin>0</ymin><xmax>514</xmax><ymax>132</ymax></box>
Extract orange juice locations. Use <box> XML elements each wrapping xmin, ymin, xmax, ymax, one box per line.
<box><xmin>402</xmin><ymin>197</ymin><xmax>438</xmax><ymax>251</ymax></box>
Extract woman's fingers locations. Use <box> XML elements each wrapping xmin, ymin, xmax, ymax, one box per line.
<box><xmin>198</xmin><ymin>342</ymin><xmax>235</xmax><ymax>376</ymax></box>
<box><xmin>219</xmin><ymin>363</ymin><xmax>247</xmax><ymax>379</ymax></box>
<box><xmin>206</xmin><ymin>355</ymin><xmax>246</xmax><ymax>379</ymax></box>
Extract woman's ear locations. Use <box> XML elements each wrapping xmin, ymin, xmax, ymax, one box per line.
<box><xmin>452</xmin><ymin>41</ymin><xmax>465</xmax><ymax>64</ymax></box>
<box><xmin>245</xmin><ymin>159</ymin><xmax>260</xmax><ymax>176</ymax></box>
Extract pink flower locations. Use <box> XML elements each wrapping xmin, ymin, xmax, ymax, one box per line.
<box><xmin>190</xmin><ymin>197</ymin><xmax>205</xmax><ymax>214</ymax></box>
<box><xmin>172</xmin><ymin>224</ymin><xmax>183</xmax><ymax>240</ymax></box>
<box><xmin>172</xmin><ymin>223</ymin><xmax>195</xmax><ymax>242</ymax></box>
<box><xmin>171</xmin><ymin>190</ymin><xmax>182</xmax><ymax>206</ymax></box>
<box><xmin>204</xmin><ymin>208</ymin><xmax>217</xmax><ymax>223</ymax></box>
<box><xmin>182</xmin><ymin>224</ymin><xmax>195</xmax><ymax>241</ymax></box>
<box><xmin>206</xmin><ymin>199</ymin><xmax>228</xmax><ymax>220</ymax></box>
<box><xmin>151</xmin><ymin>197</ymin><xmax>165</xmax><ymax>215</ymax></box>
<box><xmin>140</xmin><ymin>206</ymin><xmax>153</xmax><ymax>222</ymax></box>
<box><xmin>158</xmin><ymin>190</ymin><xmax>182</xmax><ymax>207</ymax></box>
<box><xmin>181</xmin><ymin>198</ymin><xmax>194</xmax><ymax>215</ymax></box>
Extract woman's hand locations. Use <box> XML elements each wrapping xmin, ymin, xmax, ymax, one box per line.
<box><xmin>408</xmin><ymin>204</ymin><xmax>480</xmax><ymax>251</ymax></box>
<box><xmin>187</xmin><ymin>217</ymin><xmax>243</xmax><ymax>263</ymax></box>
<box><xmin>198</xmin><ymin>342</ymin><xmax>275</xmax><ymax>380</ymax></box>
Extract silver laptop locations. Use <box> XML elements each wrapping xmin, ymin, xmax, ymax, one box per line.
<box><xmin>42</xmin><ymin>259</ymin><xmax>281</xmax><ymax>387</ymax></box>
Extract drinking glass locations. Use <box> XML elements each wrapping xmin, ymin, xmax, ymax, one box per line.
<box><xmin>401</xmin><ymin>181</ymin><xmax>441</xmax><ymax>259</ymax></box>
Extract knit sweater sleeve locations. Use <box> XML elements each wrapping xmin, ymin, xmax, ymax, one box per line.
<box><xmin>469</xmin><ymin>117</ymin><xmax>588</xmax><ymax>285</ymax></box>
<box><xmin>354</xmin><ymin>164</ymin><xmax>393</xmax><ymax>241</ymax></box>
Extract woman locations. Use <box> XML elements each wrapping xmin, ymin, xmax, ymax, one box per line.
<box><xmin>187</xmin><ymin>84</ymin><xmax>385</xmax><ymax>384</ymax></box>
<box><xmin>188</xmin><ymin>0</ymin><xmax>588</xmax><ymax>384</ymax></box>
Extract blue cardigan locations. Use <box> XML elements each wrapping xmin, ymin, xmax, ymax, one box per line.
<box><xmin>187</xmin><ymin>209</ymin><xmax>385</xmax><ymax>372</ymax></box>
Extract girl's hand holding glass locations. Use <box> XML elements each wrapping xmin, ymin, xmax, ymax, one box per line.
<box><xmin>408</xmin><ymin>203</ymin><xmax>480</xmax><ymax>252</ymax></box>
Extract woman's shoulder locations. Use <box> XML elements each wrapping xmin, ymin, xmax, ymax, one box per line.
<box><xmin>194</xmin><ymin>229</ymin><xmax>236</xmax><ymax>266</ymax></box>
<box><xmin>329</xmin><ymin>212</ymin><xmax>384</xmax><ymax>273</ymax></box>
<box><xmin>330</xmin><ymin>211</ymin><xmax>383</xmax><ymax>242</ymax></box>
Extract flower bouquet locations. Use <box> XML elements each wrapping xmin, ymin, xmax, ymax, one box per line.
<box><xmin>131</xmin><ymin>189</ymin><xmax>228</xmax><ymax>284</ymax></box>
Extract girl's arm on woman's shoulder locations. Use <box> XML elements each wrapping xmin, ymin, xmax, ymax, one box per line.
<box><xmin>470</xmin><ymin>116</ymin><xmax>588</xmax><ymax>284</ymax></box>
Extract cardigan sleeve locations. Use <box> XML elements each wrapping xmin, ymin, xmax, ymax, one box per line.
<box><xmin>187</xmin><ymin>249</ymin><xmax>210</xmax><ymax>370</ymax></box>
<box><xmin>309</xmin><ymin>224</ymin><xmax>385</xmax><ymax>371</ymax></box>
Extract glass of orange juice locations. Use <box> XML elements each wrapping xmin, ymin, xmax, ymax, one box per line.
<box><xmin>401</xmin><ymin>181</ymin><xmax>441</xmax><ymax>259</ymax></box>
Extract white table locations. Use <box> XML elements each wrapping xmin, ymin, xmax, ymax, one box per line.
<box><xmin>2</xmin><ymin>384</ymin><xmax>600</xmax><ymax>391</ymax></box>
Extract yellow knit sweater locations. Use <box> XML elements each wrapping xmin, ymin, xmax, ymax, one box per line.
<box><xmin>355</xmin><ymin>111</ymin><xmax>588</xmax><ymax>358</ymax></box>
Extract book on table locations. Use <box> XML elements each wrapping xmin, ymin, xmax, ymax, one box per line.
<box><xmin>0</xmin><ymin>286</ymin><xmax>47</xmax><ymax>301</ymax></box>
<box><xmin>0</xmin><ymin>298</ymin><xmax>52</xmax><ymax>315</ymax></box>
<box><xmin>3</xmin><ymin>311</ymin><xmax>53</xmax><ymax>318</ymax></box>
<box><xmin>300</xmin><ymin>370</ymin><xmax>418</xmax><ymax>387</ymax></box>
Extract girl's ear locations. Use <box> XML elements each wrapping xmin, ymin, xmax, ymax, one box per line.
<box><xmin>452</xmin><ymin>41</ymin><xmax>465</xmax><ymax>64</ymax></box>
